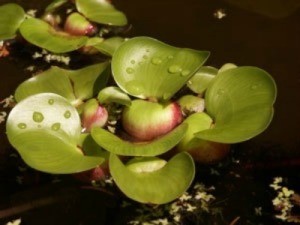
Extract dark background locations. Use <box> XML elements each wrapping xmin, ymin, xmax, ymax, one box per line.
<box><xmin>0</xmin><ymin>0</ymin><xmax>300</xmax><ymax>224</ymax></box>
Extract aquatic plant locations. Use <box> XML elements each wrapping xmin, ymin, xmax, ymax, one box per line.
<box><xmin>0</xmin><ymin>1</ymin><xmax>276</xmax><ymax>204</ymax></box>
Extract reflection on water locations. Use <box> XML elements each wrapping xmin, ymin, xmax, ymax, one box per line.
<box><xmin>0</xmin><ymin>0</ymin><xmax>300</xmax><ymax>224</ymax></box>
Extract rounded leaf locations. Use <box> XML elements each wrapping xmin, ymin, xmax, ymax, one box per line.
<box><xmin>93</xmin><ymin>37</ymin><xmax>125</xmax><ymax>56</ymax></box>
<box><xmin>196</xmin><ymin>66</ymin><xmax>277</xmax><ymax>143</ymax></box>
<box><xmin>45</xmin><ymin>0</ymin><xmax>68</xmax><ymax>13</ymax></box>
<box><xmin>67</xmin><ymin>62</ymin><xmax>111</xmax><ymax>100</ymax></box>
<box><xmin>0</xmin><ymin>3</ymin><xmax>25</xmax><ymax>40</ymax></box>
<box><xmin>97</xmin><ymin>86</ymin><xmax>131</xmax><ymax>106</ymax></box>
<box><xmin>187</xmin><ymin>66</ymin><xmax>218</xmax><ymax>94</ymax></box>
<box><xmin>76</xmin><ymin>0</ymin><xmax>127</xmax><ymax>26</ymax></box>
<box><xmin>19</xmin><ymin>18</ymin><xmax>88</xmax><ymax>53</ymax></box>
<box><xmin>91</xmin><ymin>123</ymin><xmax>188</xmax><ymax>156</ymax></box>
<box><xmin>109</xmin><ymin>152</ymin><xmax>195</xmax><ymax>204</ymax></box>
<box><xmin>6</xmin><ymin>93</ymin><xmax>104</xmax><ymax>173</ymax></box>
<box><xmin>15</xmin><ymin>66</ymin><xmax>76</xmax><ymax>103</ymax></box>
<box><xmin>112</xmin><ymin>37</ymin><xmax>210</xmax><ymax>100</ymax></box>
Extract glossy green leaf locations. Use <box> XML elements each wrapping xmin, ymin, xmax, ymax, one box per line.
<box><xmin>14</xmin><ymin>66</ymin><xmax>76</xmax><ymax>103</ymax></box>
<box><xmin>91</xmin><ymin>123</ymin><xmax>188</xmax><ymax>156</ymax></box>
<box><xmin>15</xmin><ymin>63</ymin><xmax>110</xmax><ymax>104</ymax></box>
<box><xmin>97</xmin><ymin>86</ymin><xmax>131</xmax><ymax>106</ymax></box>
<box><xmin>67</xmin><ymin>62</ymin><xmax>111</xmax><ymax>100</ymax></box>
<box><xmin>0</xmin><ymin>4</ymin><xmax>25</xmax><ymax>40</ymax></box>
<box><xmin>112</xmin><ymin>37</ymin><xmax>209</xmax><ymax>100</ymax></box>
<box><xmin>177</xmin><ymin>112</ymin><xmax>213</xmax><ymax>151</ymax></box>
<box><xmin>19</xmin><ymin>18</ymin><xmax>88</xmax><ymax>53</ymax></box>
<box><xmin>196</xmin><ymin>66</ymin><xmax>277</xmax><ymax>143</ymax></box>
<box><xmin>110</xmin><ymin>152</ymin><xmax>195</xmax><ymax>204</ymax></box>
<box><xmin>79</xmin><ymin>133</ymin><xmax>109</xmax><ymax>158</ymax></box>
<box><xmin>93</xmin><ymin>37</ymin><xmax>125</xmax><ymax>56</ymax></box>
<box><xmin>76</xmin><ymin>0</ymin><xmax>127</xmax><ymax>26</ymax></box>
<box><xmin>45</xmin><ymin>0</ymin><xmax>68</xmax><ymax>12</ymax></box>
<box><xmin>6</xmin><ymin>93</ymin><xmax>104</xmax><ymax>173</ymax></box>
<box><xmin>187</xmin><ymin>66</ymin><xmax>218</xmax><ymax>94</ymax></box>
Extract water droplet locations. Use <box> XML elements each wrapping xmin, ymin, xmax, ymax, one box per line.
<box><xmin>126</xmin><ymin>67</ymin><xmax>135</xmax><ymax>74</ymax></box>
<box><xmin>33</xmin><ymin>112</ymin><xmax>44</xmax><ymax>123</ymax></box>
<box><xmin>18</xmin><ymin>123</ymin><xmax>27</xmax><ymax>129</ymax></box>
<box><xmin>146</xmin><ymin>49</ymin><xmax>150</xmax><ymax>53</ymax></box>
<box><xmin>138</xmin><ymin>61</ymin><xmax>143</xmax><ymax>65</ymax></box>
<box><xmin>143</xmin><ymin>55</ymin><xmax>148</xmax><ymax>60</ymax></box>
<box><xmin>181</xmin><ymin>70</ymin><xmax>191</xmax><ymax>76</ymax></box>
<box><xmin>151</xmin><ymin>57</ymin><xmax>162</xmax><ymax>65</ymax></box>
<box><xmin>64</xmin><ymin>110</ymin><xmax>71</xmax><ymax>119</ymax></box>
<box><xmin>126</xmin><ymin>81</ymin><xmax>142</xmax><ymax>95</ymax></box>
<box><xmin>130</xmin><ymin>60</ymin><xmax>136</xmax><ymax>64</ymax></box>
<box><xmin>48</xmin><ymin>99</ymin><xmax>54</xmax><ymax>105</ymax></box>
<box><xmin>51</xmin><ymin>123</ymin><xmax>61</xmax><ymax>131</ymax></box>
<box><xmin>167</xmin><ymin>55</ymin><xmax>174</xmax><ymax>59</ymax></box>
<box><xmin>251</xmin><ymin>84</ymin><xmax>260</xmax><ymax>90</ymax></box>
<box><xmin>37</xmin><ymin>125</ymin><xmax>42</xmax><ymax>128</ymax></box>
<box><xmin>217</xmin><ymin>89</ymin><xmax>225</xmax><ymax>95</ymax></box>
<box><xmin>188</xmin><ymin>80</ymin><xmax>193</xmax><ymax>85</ymax></box>
<box><xmin>168</xmin><ymin>65</ymin><xmax>182</xmax><ymax>74</ymax></box>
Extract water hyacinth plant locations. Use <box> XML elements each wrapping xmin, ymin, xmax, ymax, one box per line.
<box><xmin>0</xmin><ymin>0</ymin><xmax>277</xmax><ymax>205</ymax></box>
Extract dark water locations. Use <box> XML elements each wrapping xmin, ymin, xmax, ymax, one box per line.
<box><xmin>0</xmin><ymin>0</ymin><xmax>300</xmax><ymax>224</ymax></box>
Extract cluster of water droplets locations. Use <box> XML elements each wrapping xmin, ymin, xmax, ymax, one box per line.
<box><xmin>124</xmin><ymin>49</ymin><xmax>191</xmax><ymax>77</ymax></box>
<box><xmin>17</xmin><ymin>98</ymin><xmax>72</xmax><ymax>131</ymax></box>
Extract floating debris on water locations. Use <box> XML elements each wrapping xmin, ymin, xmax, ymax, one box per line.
<box><xmin>214</xmin><ymin>8</ymin><xmax>227</xmax><ymax>19</ymax></box>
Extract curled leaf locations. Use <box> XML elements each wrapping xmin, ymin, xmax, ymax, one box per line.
<box><xmin>0</xmin><ymin>4</ymin><xmax>25</xmax><ymax>40</ymax></box>
<box><xmin>109</xmin><ymin>152</ymin><xmax>195</xmax><ymax>204</ymax></box>
<box><xmin>196</xmin><ymin>66</ymin><xmax>277</xmax><ymax>143</ymax></box>
<box><xmin>76</xmin><ymin>0</ymin><xmax>127</xmax><ymax>26</ymax></box>
<box><xmin>6</xmin><ymin>93</ymin><xmax>104</xmax><ymax>173</ymax></box>
<box><xmin>19</xmin><ymin>18</ymin><xmax>88</xmax><ymax>53</ymax></box>
<box><xmin>97</xmin><ymin>86</ymin><xmax>131</xmax><ymax>106</ymax></box>
<box><xmin>91</xmin><ymin>123</ymin><xmax>188</xmax><ymax>156</ymax></box>
<box><xmin>112</xmin><ymin>36</ymin><xmax>209</xmax><ymax>100</ymax></box>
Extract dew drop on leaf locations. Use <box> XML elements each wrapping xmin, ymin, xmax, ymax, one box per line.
<box><xmin>130</xmin><ymin>60</ymin><xmax>136</xmax><ymax>64</ymax></box>
<box><xmin>151</xmin><ymin>57</ymin><xmax>162</xmax><ymax>65</ymax></box>
<box><xmin>181</xmin><ymin>70</ymin><xmax>190</xmax><ymax>76</ymax></box>
<box><xmin>64</xmin><ymin>110</ymin><xmax>71</xmax><ymax>119</ymax></box>
<box><xmin>33</xmin><ymin>112</ymin><xmax>44</xmax><ymax>123</ymax></box>
<box><xmin>51</xmin><ymin>122</ymin><xmax>61</xmax><ymax>131</ymax></box>
<box><xmin>217</xmin><ymin>89</ymin><xmax>225</xmax><ymax>96</ymax></box>
<box><xmin>18</xmin><ymin>123</ymin><xmax>27</xmax><ymax>129</ymax></box>
<box><xmin>48</xmin><ymin>99</ymin><xmax>54</xmax><ymax>105</ymax></box>
<box><xmin>126</xmin><ymin>67</ymin><xmax>135</xmax><ymax>74</ymax></box>
<box><xmin>168</xmin><ymin>65</ymin><xmax>182</xmax><ymax>74</ymax></box>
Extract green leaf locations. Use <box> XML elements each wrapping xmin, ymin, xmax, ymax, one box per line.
<box><xmin>15</xmin><ymin>66</ymin><xmax>76</xmax><ymax>103</ymax></box>
<box><xmin>67</xmin><ymin>62</ymin><xmax>111</xmax><ymax>100</ymax></box>
<box><xmin>19</xmin><ymin>18</ymin><xmax>88</xmax><ymax>53</ymax></box>
<box><xmin>15</xmin><ymin>63</ymin><xmax>110</xmax><ymax>104</ymax></box>
<box><xmin>112</xmin><ymin>36</ymin><xmax>209</xmax><ymax>100</ymax></box>
<box><xmin>0</xmin><ymin>4</ymin><xmax>25</xmax><ymax>40</ymax></box>
<box><xmin>91</xmin><ymin>123</ymin><xmax>188</xmax><ymax>156</ymax></box>
<box><xmin>45</xmin><ymin>0</ymin><xmax>68</xmax><ymax>13</ymax></box>
<box><xmin>79</xmin><ymin>133</ymin><xmax>109</xmax><ymax>158</ymax></box>
<box><xmin>6</xmin><ymin>93</ymin><xmax>104</xmax><ymax>173</ymax></box>
<box><xmin>187</xmin><ymin>66</ymin><xmax>218</xmax><ymax>94</ymax></box>
<box><xmin>177</xmin><ymin>112</ymin><xmax>213</xmax><ymax>151</ymax></box>
<box><xmin>196</xmin><ymin>66</ymin><xmax>277</xmax><ymax>143</ymax></box>
<box><xmin>110</xmin><ymin>152</ymin><xmax>195</xmax><ymax>204</ymax></box>
<box><xmin>76</xmin><ymin>0</ymin><xmax>127</xmax><ymax>26</ymax></box>
<box><xmin>93</xmin><ymin>37</ymin><xmax>125</xmax><ymax>56</ymax></box>
<box><xmin>97</xmin><ymin>86</ymin><xmax>131</xmax><ymax>106</ymax></box>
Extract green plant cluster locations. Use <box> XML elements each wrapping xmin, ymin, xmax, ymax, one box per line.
<box><xmin>0</xmin><ymin>0</ymin><xmax>276</xmax><ymax>204</ymax></box>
